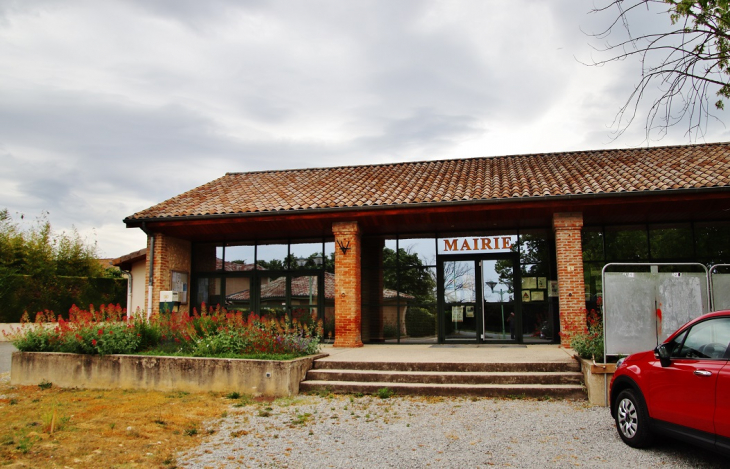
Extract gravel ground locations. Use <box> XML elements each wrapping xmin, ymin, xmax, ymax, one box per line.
<box><xmin>178</xmin><ymin>394</ymin><xmax>728</xmax><ymax>468</ymax></box>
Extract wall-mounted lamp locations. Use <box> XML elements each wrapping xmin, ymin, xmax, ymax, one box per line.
<box><xmin>336</xmin><ymin>239</ymin><xmax>351</xmax><ymax>255</ymax></box>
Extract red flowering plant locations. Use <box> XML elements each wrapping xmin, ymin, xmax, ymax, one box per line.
<box><xmin>570</xmin><ymin>308</ymin><xmax>605</xmax><ymax>360</ymax></box>
<box><xmin>5</xmin><ymin>304</ymin><xmax>146</xmax><ymax>356</ymax></box>
<box><xmin>178</xmin><ymin>306</ymin><xmax>324</xmax><ymax>358</ymax></box>
<box><xmin>6</xmin><ymin>303</ymin><xmax>323</xmax><ymax>359</ymax></box>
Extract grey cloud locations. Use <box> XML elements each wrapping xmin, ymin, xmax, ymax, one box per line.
<box><xmin>353</xmin><ymin>108</ymin><xmax>485</xmax><ymax>156</ymax></box>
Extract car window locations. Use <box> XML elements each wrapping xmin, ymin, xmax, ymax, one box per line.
<box><xmin>666</xmin><ymin>329</ymin><xmax>688</xmax><ymax>357</ymax></box>
<box><xmin>676</xmin><ymin>318</ymin><xmax>730</xmax><ymax>359</ymax></box>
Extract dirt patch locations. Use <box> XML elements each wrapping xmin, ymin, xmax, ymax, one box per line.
<box><xmin>0</xmin><ymin>372</ymin><xmax>229</xmax><ymax>468</ymax></box>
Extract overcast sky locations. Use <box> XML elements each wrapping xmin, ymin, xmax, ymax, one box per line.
<box><xmin>1</xmin><ymin>0</ymin><xmax>728</xmax><ymax>259</ymax></box>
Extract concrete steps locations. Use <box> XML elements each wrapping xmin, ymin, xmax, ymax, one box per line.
<box><xmin>299</xmin><ymin>360</ymin><xmax>586</xmax><ymax>399</ymax></box>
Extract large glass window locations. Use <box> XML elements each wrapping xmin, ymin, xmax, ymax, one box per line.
<box><xmin>519</xmin><ymin>230</ymin><xmax>555</xmax><ymax>344</ymax></box>
<box><xmin>192</xmin><ymin>244</ymin><xmax>220</xmax><ymax>272</ymax></box>
<box><xmin>225</xmin><ymin>245</ymin><xmax>255</xmax><ymax>271</ymax></box>
<box><xmin>604</xmin><ymin>226</ymin><xmax>649</xmax><ymax>261</ymax></box>
<box><xmin>368</xmin><ymin>236</ymin><xmax>438</xmax><ymax>344</ymax></box>
<box><xmin>583</xmin><ymin>222</ymin><xmax>730</xmax><ymax>313</ymax></box>
<box><xmin>649</xmin><ymin>225</ymin><xmax>693</xmax><ymax>260</ymax></box>
<box><xmin>191</xmin><ymin>240</ymin><xmax>330</xmax><ymax>332</ymax></box>
<box><xmin>256</xmin><ymin>242</ymin><xmax>289</xmax><ymax>271</ymax></box>
<box><xmin>695</xmin><ymin>222</ymin><xmax>730</xmax><ymax>264</ymax></box>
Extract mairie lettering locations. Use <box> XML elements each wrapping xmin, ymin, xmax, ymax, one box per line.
<box><xmin>442</xmin><ymin>236</ymin><xmax>514</xmax><ymax>252</ymax></box>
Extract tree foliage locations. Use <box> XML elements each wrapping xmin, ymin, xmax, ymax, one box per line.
<box><xmin>0</xmin><ymin>209</ymin><xmax>123</xmax><ymax>321</ymax></box>
<box><xmin>383</xmin><ymin>247</ymin><xmax>436</xmax><ymax>304</ymax></box>
<box><xmin>589</xmin><ymin>0</ymin><xmax>730</xmax><ymax>140</ymax></box>
<box><xmin>0</xmin><ymin>209</ymin><xmax>106</xmax><ymax>278</ymax></box>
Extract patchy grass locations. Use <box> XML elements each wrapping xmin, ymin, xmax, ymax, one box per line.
<box><xmin>0</xmin><ymin>373</ymin><xmax>230</xmax><ymax>468</ymax></box>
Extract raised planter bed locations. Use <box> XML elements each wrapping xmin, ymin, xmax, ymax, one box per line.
<box><xmin>577</xmin><ymin>357</ymin><xmax>616</xmax><ymax>407</ymax></box>
<box><xmin>11</xmin><ymin>351</ymin><xmax>327</xmax><ymax>397</ymax></box>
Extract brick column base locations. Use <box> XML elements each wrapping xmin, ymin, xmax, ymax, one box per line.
<box><xmin>332</xmin><ymin>221</ymin><xmax>363</xmax><ymax>347</ymax></box>
<box><xmin>553</xmin><ymin>212</ymin><xmax>587</xmax><ymax>347</ymax></box>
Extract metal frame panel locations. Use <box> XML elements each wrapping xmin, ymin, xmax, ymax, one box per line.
<box><xmin>602</xmin><ymin>263</ymin><xmax>710</xmax><ymax>359</ymax></box>
<box><xmin>710</xmin><ymin>265</ymin><xmax>730</xmax><ymax>311</ymax></box>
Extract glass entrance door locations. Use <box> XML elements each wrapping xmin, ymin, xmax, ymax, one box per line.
<box><xmin>439</xmin><ymin>254</ymin><xmax>520</xmax><ymax>343</ymax></box>
<box><xmin>442</xmin><ymin>260</ymin><xmax>478</xmax><ymax>341</ymax></box>
<box><xmin>482</xmin><ymin>258</ymin><xmax>519</xmax><ymax>342</ymax></box>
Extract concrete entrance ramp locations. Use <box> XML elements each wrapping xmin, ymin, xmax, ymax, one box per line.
<box><xmin>300</xmin><ymin>344</ymin><xmax>585</xmax><ymax>399</ymax></box>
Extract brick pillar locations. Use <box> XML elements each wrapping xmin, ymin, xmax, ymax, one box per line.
<box><xmin>553</xmin><ymin>212</ymin><xmax>586</xmax><ymax>347</ymax></box>
<box><xmin>332</xmin><ymin>221</ymin><xmax>363</xmax><ymax>347</ymax></box>
<box><xmin>144</xmin><ymin>233</ymin><xmax>192</xmax><ymax>315</ymax></box>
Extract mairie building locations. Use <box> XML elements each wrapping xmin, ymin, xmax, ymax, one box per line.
<box><xmin>120</xmin><ymin>142</ymin><xmax>730</xmax><ymax>347</ymax></box>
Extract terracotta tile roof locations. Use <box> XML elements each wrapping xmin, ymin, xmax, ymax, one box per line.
<box><xmin>112</xmin><ymin>248</ymin><xmax>147</xmax><ymax>270</ymax></box>
<box><xmin>126</xmin><ymin>142</ymin><xmax>730</xmax><ymax>221</ymax></box>
<box><xmin>227</xmin><ymin>272</ymin><xmax>413</xmax><ymax>301</ymax></box>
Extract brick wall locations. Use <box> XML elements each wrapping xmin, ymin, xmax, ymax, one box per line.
<box><xmin>332</xmin><ymin>221</ymin><xmax>363</xmax><ymax>347</ymax></box>
<box><xmin>144</xmin><ymin>234</ymin><xmax>192</xmax><ymax>315</ymax></box>
<box><xmin>553</xmin><ymin>212</ymin><xmax>586</xmax><ymax>346</ymax></box>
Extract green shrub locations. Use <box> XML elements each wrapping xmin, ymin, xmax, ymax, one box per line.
<box><xmin>382</xmin><ymin>323</ymin><xmax>398</xmax><ymax>339</ymax></box>
<box><xmin>570</xmin><ymin>309</ymin><xmax>604</xmax><ymax>359</ymax></box>
<box><xmin>6</xmin><ymin>304</ymin><xmax>323</xmax><ymax>359</ymax></box>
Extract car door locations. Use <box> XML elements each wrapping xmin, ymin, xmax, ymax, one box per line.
<box><xmin>716</xmin><ymin>361</ymin><xmax>730</xmax><ymax>453</ymax></box>
<box><xmin>647</xmin><ymin>317</ymin><xmax>730</xmax><ymax>435</ymax></box>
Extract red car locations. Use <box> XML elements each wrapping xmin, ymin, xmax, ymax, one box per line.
<box><xmin>610</xmin><ymin>310</ymin><xmax>730</xmax><ymax>455</ymax></box>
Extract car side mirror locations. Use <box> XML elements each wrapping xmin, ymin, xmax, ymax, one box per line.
<box><xmin>656</xmin><ymin>344</ymin><xmax>671</xmax><ymax>367</ymax></box>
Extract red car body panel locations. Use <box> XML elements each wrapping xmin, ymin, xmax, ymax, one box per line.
<box><xmin>646</xmin><ymin>358</ymin><xmax>722</xmax><ymax>433</ymax></box>
<box><xmin>610</xmin><ymin>310</ymin><xmax>730</xmax><ymax>453</ymax></box>
<box><xmin>716</xmin><ymin>365</ymin><xmax>730</xmax><ymax>439</ymax></box>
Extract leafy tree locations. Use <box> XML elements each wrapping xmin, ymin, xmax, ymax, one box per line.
<box><xmin>589</xmin><ymin>0</ymin><xmax>730</xmax><ymax>140</ymax></box>
<box><xmin>0</xmin><ymin>209</ymin><xmax>122</xmax><ymax>321</ymax></box>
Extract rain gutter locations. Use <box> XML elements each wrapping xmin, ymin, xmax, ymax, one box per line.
<box><xmin>140</xmin><ymin>222</ymin><xmax>154</xmax><ymax>320</ymax></box>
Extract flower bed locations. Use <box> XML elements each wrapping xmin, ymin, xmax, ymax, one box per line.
<box><xmin>5</xmin><ymin>304</ymin><xmax>323</xmax><ymax>359</ymax></box>
<box><xmin>6</xmin><ymin>304</ymin><xmax>325</xmax><ymax>396</ymax></box>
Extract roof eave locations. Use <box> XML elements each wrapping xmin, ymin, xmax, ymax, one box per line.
<box><xmin>123</xmin><ymin>185</ymin><xmax>730</xmax><ymax>227</ymax></box>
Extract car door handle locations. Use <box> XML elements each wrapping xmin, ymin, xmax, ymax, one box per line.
<box><xmin>694</xmin><ymin>370</ymin><xmax>712</xmax><ymax>377</ymax></box>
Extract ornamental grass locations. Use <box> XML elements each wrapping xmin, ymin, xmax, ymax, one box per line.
<box><xmin>4</xmin><ymin>303</ymin><xmax>323</xmax><ymax>359</ymax></box>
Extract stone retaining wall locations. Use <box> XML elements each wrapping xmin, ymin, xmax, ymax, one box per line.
<box><xmin>11</xmin><ymin>352</ymin><xmax>326</xmax><ymax>397</ymax></box>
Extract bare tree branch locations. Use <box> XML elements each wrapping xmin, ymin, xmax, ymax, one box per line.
<box><xmin>586</xmin><ymin>0</ymin><xmax>730</xmax><ymax>142</ymax></box>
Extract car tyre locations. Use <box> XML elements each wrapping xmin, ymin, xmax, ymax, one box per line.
<box><xmin>615</xmin><ymin>389</ymin><xmax>653</xmax><ymax>448</ymax></box>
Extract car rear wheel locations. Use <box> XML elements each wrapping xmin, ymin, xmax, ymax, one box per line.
<box><xmin>615</xmin><ymin>389</ymin><xmax>653</xmax><ymax>448</ymax></box>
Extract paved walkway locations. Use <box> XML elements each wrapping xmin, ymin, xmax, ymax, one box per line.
<box><xmin>317</xmin><ymin>343</ymin><xmax>576</xmax><ymax>364</ymax></box>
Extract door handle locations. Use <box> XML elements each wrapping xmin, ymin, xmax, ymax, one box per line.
<box><xmin>694</xmin><ymin>370</ymin><xmax>712</xmax><ymax>377</ymax></box>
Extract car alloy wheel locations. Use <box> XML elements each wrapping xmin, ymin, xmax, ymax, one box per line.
<box><xmin>617</xmin><ymin>397</ymin><xmax>638</xmax><ymax>438</ymax></box>
<box><xmin>614</xmin><ymin>389</ymin><xmax>653</xmax><ymax>448</ymax></box>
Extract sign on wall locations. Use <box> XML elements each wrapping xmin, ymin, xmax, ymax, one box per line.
<box><xmin>171</xmin><ymin>270</ymin><xmax>189</xmax><ymax>304</ymax></box>
<box><xmin>438</xmin><ymin>235</ymin><xmax>517</xmax><ymax>255</ymax></box>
